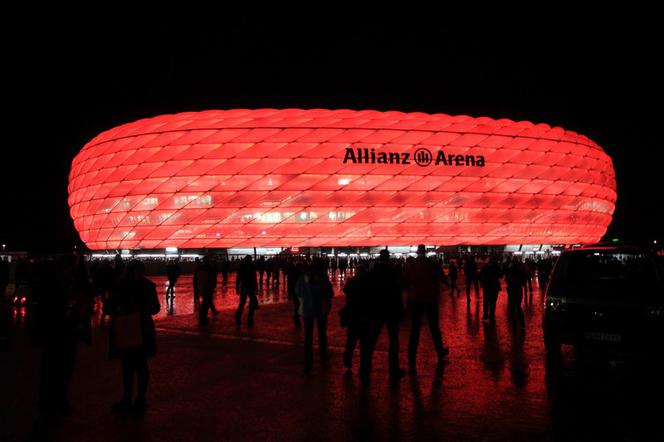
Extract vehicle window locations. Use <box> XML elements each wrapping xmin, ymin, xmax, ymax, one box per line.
<box><xmin>549</xmin><ymin>250</ymin><xmax>660</xmax><ymax>299</ymax></box>
<box><xmin>565</xmin><ymin>252</ymin><xmax>654</xmax><ymax>282</ymax></box>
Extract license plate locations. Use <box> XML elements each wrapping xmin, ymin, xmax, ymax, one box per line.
<box><xmin>583</xmin><ymin>332</ymin><xmax>622</xmax><ymax>343</ymax></box>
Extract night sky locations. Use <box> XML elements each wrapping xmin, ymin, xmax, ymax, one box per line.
<box><xmin>3</xmin><ymin>11</ymin><xmax>662</xmax><ymax>252</ymax></box>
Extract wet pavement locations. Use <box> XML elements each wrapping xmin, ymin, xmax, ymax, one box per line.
<box><xmin>2</xmin><ymin>272</ymin><xmax>663</xmax><ymax>441</ymax></box>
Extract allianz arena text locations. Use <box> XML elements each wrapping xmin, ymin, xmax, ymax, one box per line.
<box><xmin>67</xmin><ymin>109</ymin><xmax>616</xmax><ymax>250</ymax></box>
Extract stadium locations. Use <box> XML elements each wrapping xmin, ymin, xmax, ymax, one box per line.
<box><xmin>67</xmin><ymin>109</ymin><xmax>617</xmax><ymax>257</ymax></box>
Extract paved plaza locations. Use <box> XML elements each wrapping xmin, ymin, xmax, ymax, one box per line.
<box><xmin>2</xmin><ymin>273</ymin><xmax>662</xmax><ymax>441</ymax></box>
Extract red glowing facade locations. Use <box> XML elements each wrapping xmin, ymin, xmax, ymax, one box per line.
<box><xmin>68</xmin><ymin>109</ymin><xmax>616</xmax><ymax>249</ymax></box>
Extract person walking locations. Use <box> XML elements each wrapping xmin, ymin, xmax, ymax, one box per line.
<box><xmin>341</xmin><ymin>264</ymin><xmax>377</xmax><ymax>381</ymax></box>
<box><xmin>287</xmin><ymin>259</ymin><xmax>304</xmax><ymax>327</ymax></box>
<box><xmin>220</xmin><ymin>258</ymin><xmax>230</xmax><ymax>285</ymax></box>
<box><xmin>448</xmin><ymin>260</ymin><xmax>459</xmax><ymax>295</ymax></box>
<box><xmin>338</xmin><ymin>256</ymin><xmax>348</xmax><ymax>280</ymax></box>
<box><xmin>524</xmin><ymin>258</ymin><xmax>535</xmax><ymax>294</ymax></box>
<box><xmin>296</xmin><ymin>258</ymin><xmax>334</xmax><ymax>373</ymax></box>
<box><xmin>403</xmin><ymin>245</ymin><xmax>449</xmax><ymax>371</ymax></box>
<box><xmin>536</xmin><ymin>257</ymin><xmax>552</xmax><ymax>290</ymax></box>
<box><xmin>505</xmin><ymin>257</ymin><xmax>526</xmax><ymax>328</ymax></box>
<box><xmin>197</xmin><ymin>255</ymin><xmax>219</xmax><ymax>326</ymax></box>
<box><xmin>256</xmin><ymin>256</ymin><xmax>265</xmax><ymax>289</ymax></box>
<box><xmin>369</xmin><ymin>249</ymin><xmax>405</xmax><ymax>381</ymax></box>
<box><xmin>330</xmin><ymin>257</ymin><xmax>338</xmax><ymax>280</ymax></box>
<box><xmin>265</xmin><ymin>258</ymin><xmax>273</xmax><ymax>289</ymax></box>
<box><xmin>464</xmin><ymin>255</ymin><xmax>480</xmax><ymax>302</ymax></box>
<box><xmin>235</xmin><ymin>255</ymin><xmax>258</xmax><ymax>326</ymax></box>
<box><xmin>107</xmin><ymin>260</ymin><xmax>160</xmax><ymax>413</ymax></box>
<box><xmin>165</xmin><ymin>259</ymin><xmax>180</xmax><ymax>299</ymax></box>
<box><xmin>480</xmin><ymin>256</ymin><xmax>502</xmax><ymax>321</ymax></box>
<box><xmin>271</xmin><ymin>257</ymin><xmax>280</xmax><ymax>288</ymax></box>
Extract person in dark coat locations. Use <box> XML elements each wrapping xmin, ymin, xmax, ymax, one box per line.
<box><xmin>256</xmin><ymin>256</ymin><xmax>265</xmax><ymax>289</ymax></box>
<box><xmin>287</xmin><ymin>259</ymin><xmax>304</xmax><ymax>327</ymax></box>
<box><xmin>296</xmin><ymin>258</ymin><xmax>334</xmax><ymax>373</ymax></box>
<box><xmin>33</xmin><ymin>255</ymin><xmax>93</xmax><ymax>418</ymax></box>
<box><xmin>480</xmin><ymin>255</ymin><xmax>502</xmax><ymax>321</ymax></box>
<box><xmin>338</xmin><ymin>257</ymin><xmax>348</xmax><ymax>280</ymax></box>
<box><xmin>369</xmin><ymin>250</ymin><xmax>405</xmax><ymax>380</ymax></box>
<box><xmin>220</xmin><ymin>258</ymin><xmax>230</xmax><ymax>284</ymax></box>
<box><xmin>448</xmin><ymin>260</ymin><xmax>459</xmax><ymax>295</ymax></box>
<box><xmin>197</xmin><ymin>255</ymin><xmax>219</xmax><ymax>326</ymax></box>
<box><xmin>165</xmin><ymin>259</ymin><xmax>180</xmax><ymax>299</ymax></box>
<box><xmin>271</xmin><ymin>257</ymin><xmax>281</xmax><ymax>288</ymax></box>
<box><xmin>341</xmin><ymin>264</ymin><xmax>374</xmax><ymax>377</ymax></box>
<box><xmin>464</xmin><ymin>255</ymin><xmax>480</xmax><ymax>302</ymax></box>
<box><xmin>235</xmin><ymin>255</ymin><xmax>258</xmax><ymax>326</ymax></box>
<box><xmin>265</xmin><ymin>258</ymin><xmax>272</xmax><ymax>289</ymax></box>
<box><xmin>330</xmin><ymin>257</ymin><xmax>338</xmax><ymax>280</ymax></box>
<box><xmin>505</xmin><ymin>257</ymin><xmax>526</xmax><ymax>328</ymax></box>
<box><xmin>524</xmin><ymin>258</ymin><xmax>535</xmax><ymax>294</ymax></box>
<box><xmin>107</xmin><ymin>260</ymin><xmax>160</xmax><ymax>412</ymax></box>
<box><xmin>403</xmin><ymin>245</ymin><xmax>450</xmax><ymax>370</ymax></box>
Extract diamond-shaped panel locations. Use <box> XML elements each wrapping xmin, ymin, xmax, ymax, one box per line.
<box><xmin>68</xmin><ymin>109</ymin><xmax>617</xmax><ymax>249</ymax></box>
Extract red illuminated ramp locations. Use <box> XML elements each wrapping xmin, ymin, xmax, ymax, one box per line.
<box><xmin>67</xmin><ymin>109</ymin><xmax>616</xmax><ymax>249</ymax></box>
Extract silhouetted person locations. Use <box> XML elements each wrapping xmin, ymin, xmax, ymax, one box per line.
<box><xmin>480</xmin><ymin>256</ymin><xmax>502</xmax><ymax>321</ymax></box>
<box><xmin>108</xmin><ymin>260</ymin><xmax>160</xmax><ymax>413</ymax></box>
<box><xmin>524</xmin><ymin>258</ymin><xmax>535</xmax><ymax>293</ymax></box>
<box><xmin>296</xmin><ymin>258</ymin><xmax>334</xmax><ymax>373</ymax></box>
<box><xmin>536</xmin><ymin>257</ymin><xmax>552</xmax><ymax>290</ymax></box>
<box><xmin>280</xmin><ymin>258</ymin><xmax>288</xmax><ymax>286</ymax></box>
<box><xmin>220</xmin><ymin>258</ymin><xmax>230</xmax><ymax>284</ymax></box>
<box><xmin>165</xmin><ymin>259</ymin><xmax>180</xmax><ymax>299</ymax></box>
<box><xmin>192</xmin><ymin>257</ymin><xmax>200</xmax><ymax>309</ymax></box>
<box><xmin>339</xmin><ymin>257</ymin><xmax>348</xmax><ymax>280</ymax></box>
<box><xmin>464</xmin><ymin>255</ymin><xmax>480</xmax><ymax>302</ymax></box>
<box><xmin>265</xmin><ymin>258</ymin><xmax>272</xmax><ymax>289</ymax></box>
<box><xmin>448</xmin><ymin>260</ymin><xmax>459</xmax><ymax>295</ymax></box>
<box><xmin>271</xmin><ymin>257</ymin><xmax>280</xmax><ymax>288</ymax></box>
<box><xmin>33</xmin><ymin>255</ymin><xmax>93</xmax><ymax>418</ymax></box>
<box><xmin>235</xmin><ymin>255</ymin><xmax>258</xmax><ymax>326</ymax></box>
<box><xmin>505</xmin><ymin>257</ymin><xmax>526</xmax><ymax>328</ymax></box>
<box><xmin>256</xmin><ymin>256</ymin><xmax>265</xmax><ymax>289</ymax></box>
<box><xmin>330</xmin><ymin>257</ymin><xmax>338</xmax><ymax>279</ymax></box>
<box><xmin>403</xmin><ymin>245</ymin><xmax>449</xmax><ymax>370</ymax></box>
<box><xmin>370</xmin><ymin>250</ymin><xmax>405</xmax><ymax>381</ymax></box>
<box><xmin>197</xmin><ymin>255</ymin><xmax>219</xmax><ymax>326</ymax></box>
<box><xmin>287</xmin><ymin>260</ymin><xmax>304</xmax><ymax>327</ymax></box>
<box><xmin>341</xmin><ymin>264</ymin><xmax>375</xmax><ymax>379</ymax></box>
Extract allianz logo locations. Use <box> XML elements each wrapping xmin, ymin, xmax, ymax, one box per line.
<box><xmin>342</xmin><ymin>146</ymin><xmax>486</xmax><ymax>167</ymax></box>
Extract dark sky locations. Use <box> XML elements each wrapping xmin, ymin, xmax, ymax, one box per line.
<box><xmin>3</xmin><ymin>11</ymin><xmax>662</xmax><ymax>252</ymax></box>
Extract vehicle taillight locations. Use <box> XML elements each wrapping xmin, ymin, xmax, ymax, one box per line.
<box><xmin>645</xmin><ymin>305</ymin><xmax>663</xmax><ymax>318</ymax></box>
<box><xmin>545</xmin><ymin>298</ymin><xmax>567</xmax><ymax>313</ymax></box>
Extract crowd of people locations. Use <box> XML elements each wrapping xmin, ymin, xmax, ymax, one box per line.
<box><xmin>0</xmin><ymin>249</ymin><xmax>555</xmax><ymax>420</ymax></box>
<box><xmin>181</xmin><ymin>248</ymin><xmax>554</xmax><ymax>380</ymax></box>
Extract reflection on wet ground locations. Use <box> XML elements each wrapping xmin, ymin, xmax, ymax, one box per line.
<box><xmin>150</xmin><ymin>273</ymin><xmax>290</xmax><ymax>318</ymax></box>
<box><xmin>3</xmin><ymin>271</ymin><xmax>663</xmax><ymax>440</ymax></box>
<box><xmin>144</xmin><ymin>272</ymin><xmax>664</xmax><ymax>439</ymax></box>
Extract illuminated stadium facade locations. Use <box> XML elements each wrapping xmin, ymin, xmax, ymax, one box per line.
<box><xmin>67</xmin><ymin>109</ymin><xmax>616</xmax><ymax>252</ymax></box>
